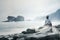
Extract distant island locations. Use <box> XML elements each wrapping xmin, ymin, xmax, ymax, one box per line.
<box><xmin>3</xmin><ymin>16</ymin><xmax>24</xmax><ymax>22</ymax></box>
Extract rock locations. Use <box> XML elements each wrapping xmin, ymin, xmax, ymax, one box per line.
<box><xmin>14</xmin><ymin>16</ymin><xmax>24</xmax><ymax>22</ymax></box>
<box><xmin>25</xmin><ymin>37</ymin><xmax>38</xmax><ymax>40</ymax></box>
<box><xmin>25</xmin><ymin>34</ymin><xmax>60</xmax><ymax>40</ymax></box>
<box><xmin>22</xmin><ymin>29</ymin><xmax>36</xmax><ymax>34</ymax></box>
<box><xmin>3</xmin><ymin>15</ymin><xmax>24</xmax><ymax>22</ymax></box>
<box><xmin>0</xmin><ymin>37</ymin><xmax>9</xmax><ymax>40</ymax></box>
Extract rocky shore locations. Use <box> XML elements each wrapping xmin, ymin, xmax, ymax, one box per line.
<box><xmin>0</xmin><ymin>25</ymin><xmax>60</xmax><ymax>40</ymax></box>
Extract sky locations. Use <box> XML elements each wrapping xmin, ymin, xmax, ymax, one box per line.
<box><xmin>0</xmin><ymin>0</ymin><xmax>60</xmax><ymax>21</ymax></box>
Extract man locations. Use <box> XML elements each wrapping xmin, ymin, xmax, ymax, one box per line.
<box><xmin>38</xmin><ymin>16</ymin><xmax>52</xmax><ymax>33</ymax></box>
<box><xmin>45</xmin><ymin>16</ymin><xmax>52</xmax><ymax>26</ymax></box>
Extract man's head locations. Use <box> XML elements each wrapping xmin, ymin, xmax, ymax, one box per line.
<box><xmin>46</xmin><ymin>16</ymin><xmax>49</xmax><ymax>19</ymax></box>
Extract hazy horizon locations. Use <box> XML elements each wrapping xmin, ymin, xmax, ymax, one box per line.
<box><xmin>0</xmin><ymin>0</ymin><xmax>60</xmax><ymax>21</ymax></box>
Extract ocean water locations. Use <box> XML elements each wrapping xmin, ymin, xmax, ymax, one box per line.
<box><xmin>0</xmin><ymin>20</ymin><xmax>60</xmax><ymax>35</ymax></box>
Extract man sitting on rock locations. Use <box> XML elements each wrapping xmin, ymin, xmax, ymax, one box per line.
<box><xmin>38</xmin><ymin>16</ymin><xmax>52</xmax><ymax>33</ymax></box>
<box><xmin>45</xmin><ymin>16</ymin><xmax>52</xmax><ymax>26</ymax></box>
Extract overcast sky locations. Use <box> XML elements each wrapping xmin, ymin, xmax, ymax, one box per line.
<box><xmin>0</xmin><ymin>0</ymin><xmax>60</xmax><ymax>21</ymax></box>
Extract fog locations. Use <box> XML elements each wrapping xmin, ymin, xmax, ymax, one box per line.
<box><xmin>0</xmin><ymin>0</ymin><xmax>60</xmax><ymax>21</ymax></box>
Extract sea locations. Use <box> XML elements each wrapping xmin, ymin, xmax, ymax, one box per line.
<box><xmin>0</xmin><ymin>20</ymin><xmax>60</xmax><ymax>35</ymax></box>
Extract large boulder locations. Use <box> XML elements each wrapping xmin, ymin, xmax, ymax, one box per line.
<box><xmin>22</xmin><ymin>29</ymin><xmax>36</xmax><ymax>34</ymax></box>
<box><xmin>7</xmin><ymin>16</ymin><xmax>15</xmax><ymax>22</ymax></box>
